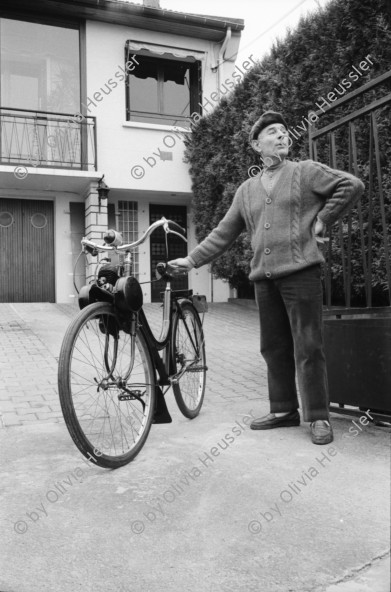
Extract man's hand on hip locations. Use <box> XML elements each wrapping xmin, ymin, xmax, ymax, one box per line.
<box><xmin>314</xmin><ymin>217</ymin><xmax>329</xmax><ymax>244</ymax></box>
<box><xmin>314</xmin><ymin>217</ymin><xmax>325</xmax><ymax>236</ymax></box>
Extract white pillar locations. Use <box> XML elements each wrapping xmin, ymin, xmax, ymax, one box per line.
<box><xmin>83</xmin><ymin>182</ymin><xmax>108</xmax><ymax>283</ymax></box>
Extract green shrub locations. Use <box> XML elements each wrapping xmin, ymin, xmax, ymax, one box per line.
<box><xmin>185</xmin><ymin>0</ymin><xmax>391</xmax><ymax>305</ymax></box>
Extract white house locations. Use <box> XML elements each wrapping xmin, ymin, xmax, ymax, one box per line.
<box><xmin>0</xmin><ymin>0</ymin><xmax>247</xmax><ymax>303</ymax></box>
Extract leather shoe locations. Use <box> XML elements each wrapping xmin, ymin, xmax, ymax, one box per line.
<box><xmin>310</xmin><ymin>420</ymin><xmax>333</xmax><ymax>444</ymax></box>
<box><xmin>250</xmin><ymin>410</ymin><xmax>300</xmax><ymax>430</ymax></box>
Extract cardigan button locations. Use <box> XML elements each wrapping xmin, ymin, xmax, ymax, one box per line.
<box><xmin>265</xmin><ymin>198</ymin><xmax>272</xmax><ymax>204</ymax></box>
<box><xmin>264</xmin><ymin>223</ymin><xmax>270</xmax><ymax>229</ymax></box>
<box><xmin>265</xmin><ymin>272</ymin><xmax>272</xmax><ymax>278</ymax></box>
<box><xmin>265</xmin><ymin>248</ymin><xmax>271</xmax><ymax>254</ymax></box>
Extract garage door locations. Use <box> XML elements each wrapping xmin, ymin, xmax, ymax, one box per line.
<box><xmin>0</xmin><ymin>198</ymin><xmax>55</xmax><ymax>302</ymax></box>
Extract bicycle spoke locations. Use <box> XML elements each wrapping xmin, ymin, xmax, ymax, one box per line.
<box><xmin>58</xmin><ymin>303</ymin><xmax>156</xmax><ymax>467</ymax></box>
<box><xmin>172</xmin><ymin>304</ymin><xmax>206</xmax><ymax>418</ymax></box>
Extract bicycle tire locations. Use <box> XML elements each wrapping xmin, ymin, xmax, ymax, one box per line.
<box><xmin>171</xmin><ymin>301</ymin><xmax>206</xmax><ymax>418</ymax></box>
<box><xmin>58</xmin><ymin>302</ymin><xmax>156</xmax><ymax>469</ymax></box>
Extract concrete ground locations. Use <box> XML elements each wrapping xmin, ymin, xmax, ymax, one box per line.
<box><xmin>0</xmin><ymin>302</ymin><xmax>389</xmax><ymax>592</ymax></box>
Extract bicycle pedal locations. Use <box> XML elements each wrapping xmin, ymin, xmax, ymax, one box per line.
<box><xmin>118</xmin><ymin>391</ymin><xmax>142</xmax><ymax>401</ymax></box>
<box><xmin>170</xmin><ymin>365</ymin><xmax>208</xmax><ymax>383</ymax></box>
<box><xmin>186</xmin><ymin>365</ymin><xmax>208</xmax><ymax>373</ymax></box>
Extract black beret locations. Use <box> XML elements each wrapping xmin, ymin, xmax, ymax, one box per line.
<box><xmin>249</xmin><ymin>111</ymin><xmax>288</xmax><ymax>143</ymax></box>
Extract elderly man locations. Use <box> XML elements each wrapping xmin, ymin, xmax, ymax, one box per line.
<box><xmin>169</xmin><ymin>111</ymin><xmax>364</xmax><ymax>445</ymax></box>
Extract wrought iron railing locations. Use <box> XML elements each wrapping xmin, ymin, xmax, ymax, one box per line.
<box><xmin>0</xmin><ymin>107</ymin><xmax>97</xmax><ymax>171</ymax></box>
<box><xmin>308</xmin><ymin>71</ymin><xmax>391</xmax><ymax>311</ymax></box>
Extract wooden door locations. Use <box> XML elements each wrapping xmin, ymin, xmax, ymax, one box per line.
<box><xmin>149</xmin><ymin>204</ymin><xmax>188</xmax><ymax>302</ymax></box>
<box><xmin>0</xmin><ymin>198</ymin><xmax>55</xmax><ymax>302</ymax></box>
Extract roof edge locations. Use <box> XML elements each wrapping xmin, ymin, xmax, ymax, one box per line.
<box><xmin>72</xmin><ymin>0</ymin><xmax>245</xmax><ymax>31</ymax></box>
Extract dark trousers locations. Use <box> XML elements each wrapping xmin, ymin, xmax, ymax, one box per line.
<box><xmin>254</xmin><ymin>265</ymin><xmax>329</xmax><ymax>422</ymax></box>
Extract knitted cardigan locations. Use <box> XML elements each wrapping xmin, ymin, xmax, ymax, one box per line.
<box><xmin>187</xmin><ymin>159</ymin><xmax>365</xmax><ymax>281</ymax></box>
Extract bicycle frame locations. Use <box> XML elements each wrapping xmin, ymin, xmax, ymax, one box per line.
<box><xmin>137</xmin><ymin>283</ymin><xmax>198</xmax><ymax>387</ymax></box>
<box><xmin>78</xmin><ymin>217</ymin><xmax>205</xmax><ymax>391</ymax></box>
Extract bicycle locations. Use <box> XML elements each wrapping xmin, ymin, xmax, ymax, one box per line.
<box><xmin>58</xmin><ymin>217</ymin><xmax>207</xmax><ymax>469</ymax></box>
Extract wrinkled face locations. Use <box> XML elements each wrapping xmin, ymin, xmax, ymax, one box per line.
<box><xmin>251</xmin><ymin>123</ymin><xmax>289</xmax><ymax>163</ymax></box>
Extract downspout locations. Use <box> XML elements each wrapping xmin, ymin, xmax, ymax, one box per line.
<box><xmin>213</xmin><ymin>27</ymin><xmax>232</xmax><ymax>99</ymax></box>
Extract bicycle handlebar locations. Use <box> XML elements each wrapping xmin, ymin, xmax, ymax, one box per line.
<box><xmin>81</xmin><ymin>217</ymin><xmax>187</xmax><ymax>254</ymax></box>
<box><xmin>166</xmin><ymin>219</ymin><xmax>186</xmax><ymax>236</ymax></box>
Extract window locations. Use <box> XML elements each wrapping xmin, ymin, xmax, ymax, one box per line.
<box><xmin>0</xmin><ymin>17</ymin><xmax>81</xmax><ymax>166</ymax></box>
<box><xmin>0</xmin><ymin>18</ymin><xmax>80</xmax><ymax>113</ymax></box>
<box><xmin>118</xmin><ymin>201</ymin><xmax>139</xmax><ymax>278</ymax></box>
<box><xmin>126</xmin><ymin>54</ymin><xmax>201</xmax><ymax>127</ymax></box>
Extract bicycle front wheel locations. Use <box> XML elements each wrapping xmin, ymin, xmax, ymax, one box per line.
<box><xmin>171</xmin><ymin>302</ymin><xmax>206</xmax><ymax>418</ymax></box>
<box><xmin>58</xmin><ymin>302</ymin><xmax>156</xmax><ymax>469</ymax></box>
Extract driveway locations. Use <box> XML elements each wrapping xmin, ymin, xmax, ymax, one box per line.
<box><xmin>0</xmin><ymin>302</ymin><xmax>389</xmax><ymax>592</ymax></box>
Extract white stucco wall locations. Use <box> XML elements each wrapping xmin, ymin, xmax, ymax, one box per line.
<box><xmin>82</xmin><ymin>20</ymin><xmax>240</xmax><ymax>303</ymax></box>
<box><xmin>54</xmin><ymin>192</ymin><xmax>86</xmax><ymax>303</ymax></box>
<box><xmin>84</xmin><ymin>20</ymin><xmax>218</xmax><ymax>191</ymax></box>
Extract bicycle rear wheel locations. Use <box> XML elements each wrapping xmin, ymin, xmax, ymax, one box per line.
<box><xmin>58</xmin><ymin>302</ymin><xmax>156</xmax><ymax>469</ymax></box>
<box><xmin>171</xmin><ymin>302</ymin><xmax>206</xmax><ymax>418</ymax></box>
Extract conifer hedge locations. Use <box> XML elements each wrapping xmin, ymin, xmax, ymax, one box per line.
<box><xmin>184</xmin><ymin>0</ymin><xmax>391</xmax><ymax>304</ymax></box>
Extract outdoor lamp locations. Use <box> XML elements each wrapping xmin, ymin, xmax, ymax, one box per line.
<box><xmin>97</xmin><ymin>175</ymin><xmax>110</xmax><ymax>208</ymax></box>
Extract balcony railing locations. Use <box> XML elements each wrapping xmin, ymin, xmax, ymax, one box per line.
<box><xmin>0</xmin><ymin>107</ymin><xmax>97</xmax><ymax>171</ymax></box>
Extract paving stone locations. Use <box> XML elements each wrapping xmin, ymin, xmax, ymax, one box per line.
<box><xmin>0</xmin><ymin>401</ymin><xmax>16</xmax><ymax>412</ymax></box>
<box><xmin>15</xmin><ymin>410</ymin><xmax>39</xmax><ymax>418</ymax></box>
<box><xmin>35</xmin><ymin>412</ymin><xmax>62</xmax><ymax>420</ymax></box>
<box><xmin>1</xmin><ymin>412</ymin><xmax>23</xmax><ymax>426</ymax></box>
<box><xmin>2</xmin><ymin>401</ymin><xmax>32</xmax><ymax>410</ymax></box>
<box><xmin>28</xmin><ymin>403</ymin><xmax>53</xmax><ymax>411</ymax></box>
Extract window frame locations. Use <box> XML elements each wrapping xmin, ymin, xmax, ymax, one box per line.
<box><xmin>117</xmin><ymin>200</ymin><xmax>139</xmax><ymax>279</ymax></box>
<box><xmin>125</xmin><ymin>52</ymin><xmax>202</xmax><ymax>126</ymax></box>
<box><xmin>0</xmin><ymin>14</ymin><xmax>85</xmax><ymax>115</ymax></box>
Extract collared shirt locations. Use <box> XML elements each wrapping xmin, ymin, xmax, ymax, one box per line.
<box><xmin>260</xmin><ymin>160</ymin><xmax>287</xmax><ymax>195</ymax></box>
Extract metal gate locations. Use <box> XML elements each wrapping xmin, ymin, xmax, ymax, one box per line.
<box><xmin>0</xmin><ymin>198</ymin><xmax>55</xmax><ymax>302</ymax></box>
<box><xmin>308</xmin><ymin>70</ymin><xmax>391</xmax><ymax>421</ymax></box>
